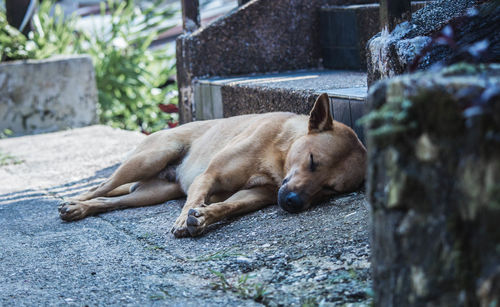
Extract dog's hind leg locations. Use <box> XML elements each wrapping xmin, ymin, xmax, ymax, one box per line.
<box><xmin>105</xmin><ymin>183</ymin><xmax>136</xmax><ymax>197</ymax></box>
<box><xmin>181</xmin><ymin>186</ymin><xmax>276</xmax><ymax>237</ymax></box>
<box><xmin>70</xmin><ymin>133</ymin><xmax>187</xmax><ymax>202</ymax></box>
<box><xmin>59</xmin><ymin>178</ymin><xmax>184</xmax><ymax>221</ymax></box>
<box><xmin>70</xmin><ymin>151</ymin><xmax>179</xmax><ymax>202</ymax></box>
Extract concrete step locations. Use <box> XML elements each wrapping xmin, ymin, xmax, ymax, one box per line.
<box><xmin>194</xmin><ymin>70</ymin><xmax>368</xmax><ymax>141</ymax></box>
<box><xmin>320</xmin><ymin>1</ymin><xmax>430</xmax><ymax>70</ymax></box>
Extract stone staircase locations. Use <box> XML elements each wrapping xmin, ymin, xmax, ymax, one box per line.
<box><xmin>195</xmin><ymin>70</ymin><xmax>367</xmax><ymax>140</ymax></box>
<box><xmin>177</xmin><ymin>0</ymin><xmax>432</xmax><ymax>142</ymax></box>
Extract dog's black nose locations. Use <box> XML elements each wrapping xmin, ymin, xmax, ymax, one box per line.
<box><xmin>285</xmin><ymin>192</ymin><xmax>302</xmax><ymax>211</ymax></box>
<box><xmin>278</xmin><ymin>188</ymin><xmax>304</xmax><ymax>213</ymax></box>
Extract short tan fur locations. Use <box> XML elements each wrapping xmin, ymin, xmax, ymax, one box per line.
<box><xmin>59</xmin><ymin>94</ymin><xmax>366</xmax><ymax>237</ymax></box>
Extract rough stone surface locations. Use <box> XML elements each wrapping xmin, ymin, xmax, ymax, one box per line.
<box><xmin>196</xmin><ymin>70</ymin><xmax>367</xmax><ymax>117</ymax></box>
<box><xmin>324</xmin><ymin>0</ymin><xmax>375</xmax><ymax>4</ymax></box>
<box><xmin>0</xmin><ymin>125</ymin><xmax>372</xmax><ymax>306</ymax></box>
<box><xmin>367</xmin><ymin>0</ymin><xmax>500</xmax><ymax>86</ymax></box>
<box><xmin>177</xmin><ymin>0</ymin><xmax>322</xmax><ymax>123</ymax></box>
<box><xmin>177</xmin><ymin>0</ymin><xmax>379</xmax><ymax>123</ymax></box>
<box><xmin>0</xmin><ymin>55</ymin><xmax>98</xmax><ymax>136</ymax></box>
<box><xmin>195</xmin><ymin>70</ymin><xmax>368</xmax><ymax>142</ymax></box>
<box><xmin>365</xmin><ymin>64</ymin><xmax>500</xmax><ymax>306</ymax></box>
<box><xmin>320</xmin><ymin>2</ymin><xmax>428</xmax><ymax>70</ymax></box>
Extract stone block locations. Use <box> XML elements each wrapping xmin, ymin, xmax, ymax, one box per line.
<box><xmin>177</xmin><ymin>0</ymin><xmax>326</xmax><ymax>123</ymax></box>
<box><xmin>195</xmin><ymin>70</ymin><xmax>367</xmax><ymax>119</ymax></box>
<box><xmin>366</xmin><ymin>64</ymin><xmax>500</xmax><ymax>306</ymax></box>
<box><xmin>349</xmin><ymin>99</ymin><xmax>365</xmax><ymax>142</ymax></box>
<box><xmin>366</xmin><ymin>0</ymin><xmax>498</xmax><ymax>86</ymax></box>
<box><xmin>321</xmin><ymin>2</ymin><xmax>429</xmax><ymax>71</ymax></box>
<box><xmin>0</xmin><ymin>55</ymin><xmax>98</xmax><ymax>135</ymax></box>
<box><xmin>194</xmin><ymin>81</ymin><xmax>223</xmax><ymax>120</ymax></box>
<box><xmin>331</xmin><ymin>98</ymin><xmax>351</xmax><ymax>127</ymax></box>
<box><xmin>320</xmin><ymin>4</ymin><xmax>377</xmax><ymax>70</ymax></box>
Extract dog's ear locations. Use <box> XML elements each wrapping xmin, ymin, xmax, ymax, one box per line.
<box><xmin>308</xmin><ymin>93</ymin><xmax>333</xmax><ymax>133</ymax></box>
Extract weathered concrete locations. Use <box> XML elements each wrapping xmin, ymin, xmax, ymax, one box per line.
<box><xmin>367</xmin><ymin>0</ymin><xmax>499</xmax><ymax>86</ymax></box>
<box><xmin>177</xmin><ymin>0</ymin><xmax>320</xmax><ymax>123</ymax></box>
<box><xmin>176</xmin><ymin>0</ymin><xmax>380</xmax><ymax>123</ymax></box>
<box><xmin>0</xmin><ymin>55</ymin><xmax>98</xmax><ymax>136</ymax></box>
<box><xmin>0</xmin><ymin>125</ymin><xmax>372</xmax><ymax>306</ymax></box>
<box><xmin>195</xmin><ymin>70</ymin><xmax>367</xmax><ymax>141</ymax></box>
<box><xmin>365</xmin><ymin>64</ymin><xmax>500</xmax><ymax>306</ymax></box>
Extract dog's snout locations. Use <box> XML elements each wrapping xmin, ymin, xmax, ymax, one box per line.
<box><xmin>285</xmin><ymin>192</ymin><xmax>302</xmax><ymax>211</ymax></box>
<box><xmin>278</xmin><ymin>187</ymin><xmax>305</xmax><ymax>213</ymax></box>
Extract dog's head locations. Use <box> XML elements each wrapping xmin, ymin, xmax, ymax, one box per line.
<box><xmin>278</xmin><ymin>93</ymin><xmax>366</xmax><ymax>213</ymax></box>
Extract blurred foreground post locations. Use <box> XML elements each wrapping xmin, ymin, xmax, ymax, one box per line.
<box><xmin>379</xmin><ymin>0</ymin><xmax>411</xmax><ymax>32</ymax></box>
<box><xmin>367</xmin><ymin>65</ymin><xmax>500</xmax><ymax>306</ymax></box>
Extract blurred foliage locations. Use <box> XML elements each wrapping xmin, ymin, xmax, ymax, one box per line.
<box><xmin>0</xmin><ymin>151</ymin><xmax>24</xmax><ymax>166</ymax></box>
<box><xmin>0</xmin><ymin>129</ymin><xmax>23</xmax><ymax>166</ymax></box>
<box><xmin>1</xmin><ymin>1</ymin><xmax>81</xmax><ymax>60</ymax></box>
<box><xmin>0</xmin><ymin>9</ymin><xmax>31</xmax><ymax>60</ymax></box>
<box><xmin>0</xmin><ymin>0</ymin><xmax>178</xmax><ymax>133</ymax></box>
<box><xmin>78</xmin><ymin>0</ymin><xmax>177</xmax><ymax>132</ymax></box>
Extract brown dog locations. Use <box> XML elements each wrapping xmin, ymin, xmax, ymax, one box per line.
<box><xmin>59</xmin><ymin>94</ymin><xmax>366</xmax><ymax>237</ymax></box>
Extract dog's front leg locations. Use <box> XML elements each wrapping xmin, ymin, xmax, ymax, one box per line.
<box><xmin>186</xmin><ymin>185</ymin><xmax>276</xmax><ymax>236</ymax></box>
<box><xmin>171</xmin><ymin>173</ymin><xmax>219</xmax><ymax>237</ymax></box>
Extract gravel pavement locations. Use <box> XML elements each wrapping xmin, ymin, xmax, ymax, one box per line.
<box><xmin>0</xmin><ymin>125</ymin><xmax>372</xmax><ymax>306</ymax></box>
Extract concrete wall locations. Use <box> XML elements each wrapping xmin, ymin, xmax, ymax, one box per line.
<box><xmin>176</xmin><ymin>0</ymin><xmax>436</xmax><ymax>123</ymax></box>
<box><xmin>0</xmin><ymin>55</ymin><xmax>98</xmax><ymax>135</ymax></box>
<box><xmin>176</xmin><ymin>0</ymin><xmax>377</xmax><ymax>123</ymax></box>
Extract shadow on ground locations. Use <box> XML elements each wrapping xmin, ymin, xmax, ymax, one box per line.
<box><xmin>0</xmin><ymin>163</ymin><xmax>119</xmax><ymax>206</ymax></box>
<box><xmin>0</xmin><ymin>126</ymin><xmax>372</xmax><ymax>306</ymax></box>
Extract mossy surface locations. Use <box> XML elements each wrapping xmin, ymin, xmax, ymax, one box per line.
<box><xmin>367</xmin><ymin>64</ymin><xmax>500</xmax><ymax>306</ymax></box>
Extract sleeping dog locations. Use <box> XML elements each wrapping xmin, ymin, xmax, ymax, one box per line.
<box><xmin>59</xmin><ymin>93</ymin><xmax>366</xmax><ymax>237</ymax></box>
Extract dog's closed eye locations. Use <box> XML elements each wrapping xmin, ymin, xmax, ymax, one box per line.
<box><xmin>309</xmin><ymin>153</ymin><xmax>317</xmax><ymax>172</ymax></box>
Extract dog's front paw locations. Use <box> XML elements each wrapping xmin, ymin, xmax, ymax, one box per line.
<box><xmin>186</xmin><ymin>208</ymin><xmax>208</xmax><ymax>237</ymax></box>
<box><xmin>58</xmin><ymin>201</ymin><xmax>89</xmax><ymax>221</ymax></box>
<box><xmin>171</xmin><ymin>214</ymin><xmax>190</xmax><ymax>238</ymax></box>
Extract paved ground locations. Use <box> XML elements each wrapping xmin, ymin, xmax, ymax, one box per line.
<box><xmin>0</xmin><ymin>125</ymin><xmax>372</xmax><ymax>306</ymax></box>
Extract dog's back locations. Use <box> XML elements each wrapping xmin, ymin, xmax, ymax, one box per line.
<box><xmin>176</xmin><ymin>112</ymin><xmax>296</xmax><ymax>193</ymax></box>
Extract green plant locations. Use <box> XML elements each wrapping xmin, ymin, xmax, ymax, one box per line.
<box><xmin>0</xmin><ymin>129</ymin><xmax>22</xmax><ymax>166</ymax></box>
<box><xmin>0</xmin><ymin>1</ymin><xmax>80</xmax><ymax>61</ymax></box>
<box><xmin>190</xmin><ymin>247</ymin><xmax>245</xmax><ymax>262</ymax></box>
<box><xmin>79</xmin><ymin>0</ymin><xmax>177</xmax><ymax>132</ymax></box>
<box><xmin>301</xmin><ymin>297</ymin><xmax>318</xmax><ymax>307</ymax></box>
<box><xmin>0</xmin><ymin>0</ymin><xmax>178</xmax><ymax>133</ymax></box>
<box><xmin>149</xmin><ymin>294</ymin><xmax>166</xmax><ymax>301</ymax></box>
<box><xmin>0</xmin><ymin>129</ymin><xmax>13</xmax><ymax>139</ymax></box>
<box><xmin>209</xmin><ymin>269</ymin><xmax>269</xmax><ymax>302</ymax></box>
<box><xmin>145</xmin><ymin>244</ymin><xmax>164</xmax><ymax>251</ymax></box>
<box><xmin>0</xmin><ymin>11</ymin><xmax>30</xmax><ymax>60</ymax></box>
<box><xmin>30</xmin><ymin>1</ymin><xmax>82</xmax><ymax>59</ymax></box>
<box><xmin>357</xmin><ymin>98</ymin><xmax>417</xmax><ymax>141</ymax></box>
<box><xmin>0</xmin><ymin>151</ymin><xmax>23</xmax><ymax>166</ymax></box>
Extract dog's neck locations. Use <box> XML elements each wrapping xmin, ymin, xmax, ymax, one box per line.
<box><xmin>274</xmin><ymin>114</ymin><xmax>309</xmax><ymax>157</ymax></box>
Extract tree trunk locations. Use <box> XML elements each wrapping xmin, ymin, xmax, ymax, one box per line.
<box><xmin>366</xmin><ymin>64</ymin><xmax>500</xmax><ymax>306</ymax></box>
